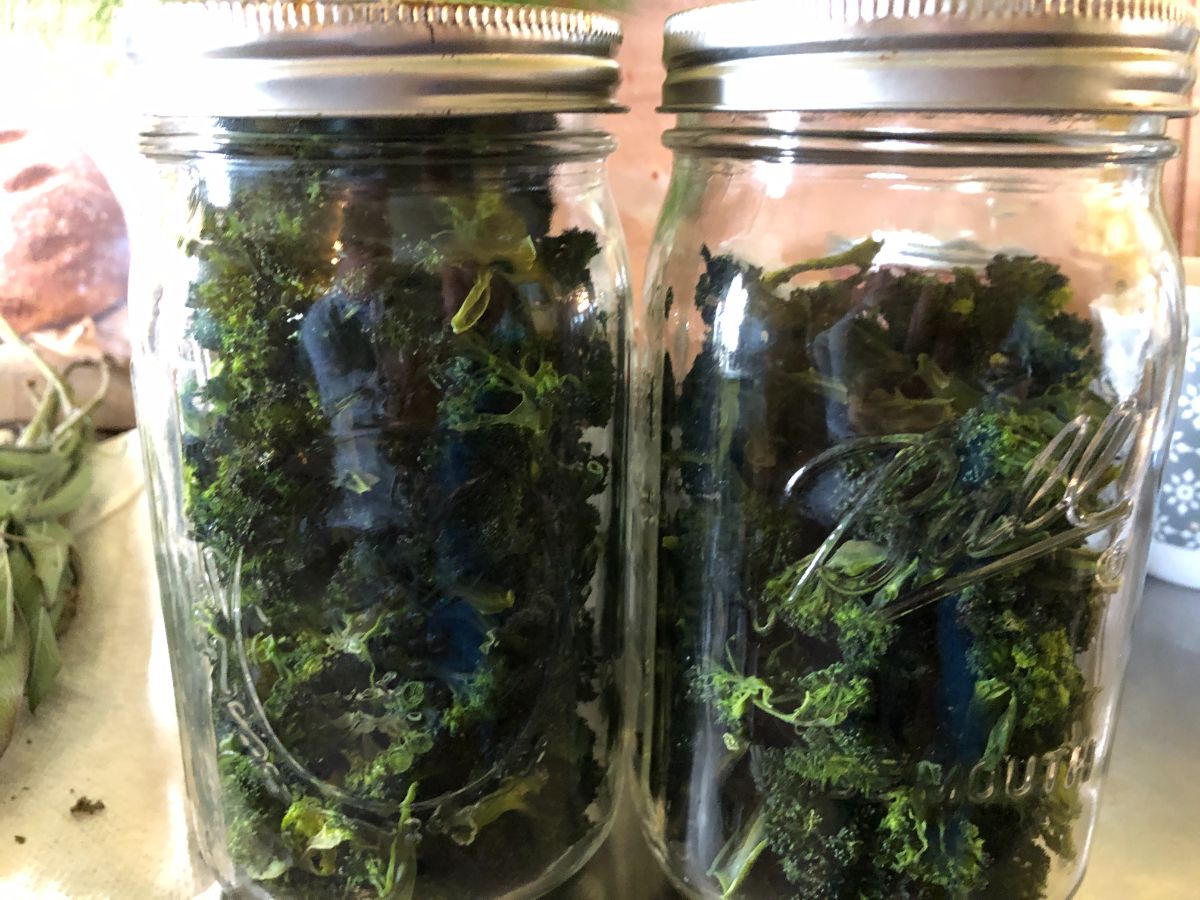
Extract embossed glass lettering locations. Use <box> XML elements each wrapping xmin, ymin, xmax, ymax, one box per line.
<box><xmin>783</xmin><ymin>400</ymin><xmax>1142</xmax><ymax>620</ymax></box>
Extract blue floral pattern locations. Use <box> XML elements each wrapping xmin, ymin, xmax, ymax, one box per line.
<box><xmin>1155</xmin><ymin>321</ymin><xmax>1200</xmax><ymax>551</ymax></box>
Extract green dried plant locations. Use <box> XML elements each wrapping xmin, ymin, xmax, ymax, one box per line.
<box><xmin>171</xmin><ymin>117</ymin><xmax>619</xmax><ymax>897</ymax></box>
<box><xmin>652</xmin><ymin>241</ymin><xmax>1117</xmax><ymax>899</ymax></box>
<box><xmin>0</xmin><ymin>316</ymin><xmax>105</xmax><ymax>753</ymax></box>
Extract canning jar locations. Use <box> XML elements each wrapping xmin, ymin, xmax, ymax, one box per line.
<box><xmin>632</xmin><ymin>2</ymin><xmax>1197</xmax><ymax>898</ymax></box>
<box><xmin>126</xmin><ymin>4</ymin><xmax>629</xmax><ymax>897</ymax></box>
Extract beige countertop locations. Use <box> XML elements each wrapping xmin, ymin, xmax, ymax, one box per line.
<box><xmin>1</xmin><ymin>434</ymin><xmax>1197</xmax><ymax>898</ymax></box>
<box><xmin>1074</xmin><ymin>577</ymin><xmax>1200</xmax><ymax>900</ymax></box>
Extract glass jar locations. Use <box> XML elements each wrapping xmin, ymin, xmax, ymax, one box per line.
<box><xmin>126</xmin><ymin>4</ymin><xmax>629</xmax><ymax>898</ymax></box>
<box><xmin>632</xmin><ymin>2</ymin><xmax>1198</xmax><ymax>899</ymax></box>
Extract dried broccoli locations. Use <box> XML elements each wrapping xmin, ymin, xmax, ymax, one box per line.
<box><xmin>653</xmin><ymin>240</ymin><xmax>1119</xmax><ymax>898</ymax></box>
<box><xmin>175</xmin><ymin>120</ymin><xmax>619</xmax><ymax>897</ymax></box>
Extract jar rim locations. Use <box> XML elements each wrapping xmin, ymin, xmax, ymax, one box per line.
<box><xmin>125</xmin><ymin>1</ymin><xmax>624</xmax><ymax>118</ymax></box>
<box><xmin>661</xmin><ymin>0</ymin><xmax>1199</xmax><ymax>117</ymax></box>
<box><xmin>137</xmin><ymin>113</ymin><xmax>618</xmax><ymax>164</ymax></box>
<box><xmin>662</xmin><ymin>111</ymin><xmax>1178</xmax><ymax>167</ymax></box>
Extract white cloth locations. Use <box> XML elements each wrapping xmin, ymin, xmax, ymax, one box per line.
<box><xmin>0</xmin><ymin>431</ymin><xmax>201</xmax><ymax>899</ymax></box>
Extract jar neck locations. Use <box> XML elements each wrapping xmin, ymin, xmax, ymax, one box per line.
<box><xmin>140</xmin><ymin>112</ymin><xmax>616</xmax><ymax>165</ymax></box>
<box><xmin>664</xmin><ymin>112</ymin><xmax>1177</xmax><ymax>167</ymax></box>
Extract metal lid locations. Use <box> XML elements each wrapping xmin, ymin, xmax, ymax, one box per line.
<box><xmin>661</xmin><ymin>0</ymin><xmax>1199</xmax><ymax>116</ymax></box>
<box><xmin>128</xmin><ymin>1</ymin><xmax>623</xmax><ymax>117</ymax></box>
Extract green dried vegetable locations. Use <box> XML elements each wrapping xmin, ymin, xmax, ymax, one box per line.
<box><xmin>652</xmin><ymin>241</ymin><xmax>1118</xmax><ymax>899</ymax></box>
<box><xmin>0</xmin><ymin>316</ymin><xmax>103</xmax><ymax>753</ymax></box>
<box><xmin>175</xmin><ymin>119</ymin><xmax>619</xmax><ymax>897</ymax></box>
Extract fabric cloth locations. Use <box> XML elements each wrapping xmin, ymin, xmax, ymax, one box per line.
<box><xmin>0</xmin><ymin>431</ymin><xmax>202</xmax><ymax>899</ymax></box>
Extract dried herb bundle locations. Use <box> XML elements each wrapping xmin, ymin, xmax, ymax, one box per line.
<box><xmin>0</xmin><ymin>316</ymin><xmax>102</xmax><ymax>753</ymax></box>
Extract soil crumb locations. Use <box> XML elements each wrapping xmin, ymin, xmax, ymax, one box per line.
<box><xmin>70</xmin><ymin>796</ymin><xmax>105</xmax><ymax>816</ymax></box>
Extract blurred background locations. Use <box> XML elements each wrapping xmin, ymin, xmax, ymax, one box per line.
<box><xmin>0</xmin><ymin>0</ymin><xmax>702</xmax><ymax>434</ymax></box>
<box><xmin>7</xmin><ymin>0</ymin><xmax>1200</xmax><ymax>434</ymax></box>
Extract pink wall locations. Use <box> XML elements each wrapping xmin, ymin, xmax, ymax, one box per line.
<box><xmin>604</xmin><ymin>1</ymin><xmax>1200</xmax><ymax>284</ymax></box>
<box><xmin>608</xmin><ymin>0</ymin><xmax>694</xmax><ymax>298</ymax></box>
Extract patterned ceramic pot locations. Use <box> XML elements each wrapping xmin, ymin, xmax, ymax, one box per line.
<box><xmin>1150</xmin><ymin>264</ymin><xmax>1200</xmax><ymax>589</ymax></box>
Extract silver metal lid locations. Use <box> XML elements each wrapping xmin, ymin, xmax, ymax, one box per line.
<box><xmin>128</xmin><ymin>1</ymin><xmax>623</xmax><ymax>117</ymax></box>
<box><xmin>661</xmin><ymin>0</ymin><xmax>1199</xmax><ymax>116</ymax></box>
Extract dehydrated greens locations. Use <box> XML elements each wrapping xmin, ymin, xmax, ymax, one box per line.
<box><xmin>176</xmin><ymin>123</ymin><xmax>619</xmax><ymax>897</ymax></box>
<box><xmin>651</xmin><ymin>241</ymin><xmax>1119</xmax><ymax>899</ymax></box>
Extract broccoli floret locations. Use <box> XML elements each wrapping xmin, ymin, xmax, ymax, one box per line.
<box><xmin>750</xmin><ymin>749</ymin><xmax>869</xmax><ymax>899</ymax></box>
<box><xmin>539</xmin><ymin>228</ymin><xmax>600</xmax><ymax>290</ymax></box>
<box><xmin>953</xmin><ymin>400</ymin><xmax>1051</xmax><ymax>490</ymax></box>
<box><xmin>879</xmin><ymin>782</ymin><xmax>987</xmax><ymax>893</ymax></box>
<box><xmin>1002</xmin><ymin>304</ymin><xmax>1100</xmax><ymax>395</ymax></box>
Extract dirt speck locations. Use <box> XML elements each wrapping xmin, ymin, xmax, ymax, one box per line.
<box><xmin>14</xmin><ymin>835</ymin><xmax>25</xmax><ymax>844</ymax></box>
<box><xmin>70</xmin><ymin>796</ymin><xmax>105</xmax><ymax>816</ymax></box>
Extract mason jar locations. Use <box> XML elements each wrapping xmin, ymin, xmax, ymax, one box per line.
<box><xmin>126</xmin><ymin>4</ymin><xmax>629</xmax><ymax>897</ymax></box>
<box><xmin>631</xmin><ymin>2</ymin><xmax>1198</xmax><ymax>898</ymax></box>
